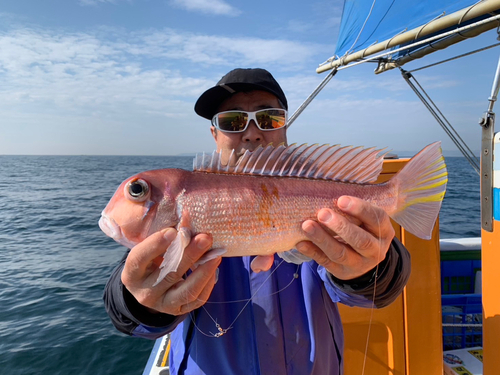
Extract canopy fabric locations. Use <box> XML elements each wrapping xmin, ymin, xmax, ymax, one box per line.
<box><xmin>335</xmin><ymin>0</ymin><xmax>485</xmax><ymax>58</ymax></box>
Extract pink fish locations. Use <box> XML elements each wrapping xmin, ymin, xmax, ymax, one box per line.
<box><xmin>99</xmin><ymin>142</ymin><xmax>447</xmax><ymax>284</ymax></box>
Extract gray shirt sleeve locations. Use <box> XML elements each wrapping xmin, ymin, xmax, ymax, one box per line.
<box><xmin>103</xmin><ymin>251</ymin><xmax>184</xmax><ymax>336</ymax></box>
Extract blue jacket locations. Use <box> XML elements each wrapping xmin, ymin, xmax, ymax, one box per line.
<box><xmin>104</xmin><ymin>239</ymin><xmax>410</xmax><ymax>375</ymax></box>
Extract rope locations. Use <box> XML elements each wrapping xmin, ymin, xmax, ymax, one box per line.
<box><xmin>344</xmin><ymin>0</ymin><xmax>379</xmax><ymax>56</ymax></box>
<box><xmin>408</xmin><ymin>42</ymin><xmax>500</xmax><ymax>73</ymax></box>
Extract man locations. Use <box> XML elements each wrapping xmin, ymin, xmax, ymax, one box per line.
<box><xmin>104</xmin><ymin>68</ymin><xmax>411</xmax><ymax>374</ymax></box>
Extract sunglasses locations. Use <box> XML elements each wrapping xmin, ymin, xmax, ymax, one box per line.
<box><xmin>211</xmin><ymin>108</ymin><xmax>288</xmax><ymax>133</ymax></box>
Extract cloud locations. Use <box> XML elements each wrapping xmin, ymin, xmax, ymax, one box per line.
<box><xmin>286</xmin><ymin>20</ymin><xmax>315</xmax><ymax>33</ymax></box>
<box><xmin>0</xmin><ymin>27</ymin><xmax>209</xmax><ymax>131</ymax></box>
<box><xmin>79</xmin><ymin>0</ymin><xmax>126</xmax><ymax>5</ymax></box>
<box><xmin>0</xmin><ymin>25</ymin><xmax>324</xmax><ymax>154</ymax></box>
<box><xmin>311</xmin><ymin>0</ymin><xmax>343</xmax><ymax>31</ymax></box>
<box><xmin>0</xmin><ymin>22</ymin><xmax>468</xmax><ymax>156</ymax></box>
<box><xmin>169</xmin><ymin>0</ymin><xmax>241</xmax><ymax>16</ymax></box>
<box><xmin>0</xmin><ymin>27</ymin><xmax>319</xmax><ymax>111</ymax></box>
<box><xmin>128</xmin><ymin>29</ymin><xmax>321</xmax><ymax>67</ymax></box>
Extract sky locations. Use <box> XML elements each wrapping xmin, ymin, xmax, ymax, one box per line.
<box><xmin>0</xmin><ymin>0</ymin><xmax>499</xmax><ymax>156</ymax></box>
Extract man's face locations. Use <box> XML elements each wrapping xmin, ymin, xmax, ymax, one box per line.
<box><xmin>210</xmin><ymin>90</ymin><xmax>288</xmax><ymax>162</ymax></box>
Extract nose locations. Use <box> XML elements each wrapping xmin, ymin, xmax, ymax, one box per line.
<box><xmin>242</xmin><ymin>120</ymin><xmax>263</xmax><ymax>143</ymax></box>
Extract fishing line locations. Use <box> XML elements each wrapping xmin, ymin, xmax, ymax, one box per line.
<box><xmin>268</xmin><ymin>263</ymin><xmax>301</xmax><ymax>297</ymax></box>
<box><xmin>361</xmin><ymin>259</ymin><xmax>380</xmax><ymax>375</ymax></box>
<box><xmin>188</xmin><ymin>258</ymin><xmax>300</xmax><ymax>338</ymax></box>
<box><xmin>202</xmin><ymin>262</ymin><xmax>301</xmax><ymax>304</ymax></box>
<box><xmin>360</xmin><ymin>214</ymin><xmax>384</xmax><ymax>375</ymax></box>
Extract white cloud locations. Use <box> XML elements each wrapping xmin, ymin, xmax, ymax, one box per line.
<box><xmin>0</xmin><ymin>25</ymin><xmax>323</xmax><ymax>155</ymax></box>
<box><xmin>158</xmin><ymin>33</ymin><xmax>317</xmax><ymax>66</ymax></box>
<box><xmin>123</xmin><ymin>28</ymin><xmax>322</xmax><ymax>67</ymax></box>
<box><xmin>79</xmin><ymin>0</ymin><xmax>124</xmax><ymax>5</ymax></box>
<box><xmin>0</xmin><ymin>22</ymin><xmax>474</xmax><ymax>156</ymax></box>
<box><xmin>0</xmin><ymin>27</ymin><xmax>319</xmax><ymax>110</ymax></box>
<box><xmin>169</xmin><ymin>0</ymin><xmax>241</xmax><ymax>16</ymax></box>
<box><xmin>286</xmin><ymin>20</ymin><xmax>314</xmax><ymax>33</ymax></box>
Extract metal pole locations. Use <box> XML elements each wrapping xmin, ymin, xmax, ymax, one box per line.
<box><xmin>479</xmin><ymin>55</ymin><xmax>500</xmax><ymax>231</ymax></box>
<box><xmin>401</xmin><ymin>70</ymin><xmax>480</xmax><ymax>173</ymax></box>
<box><xmin>287</xmin><ymin>69</ymin><xmax>337</xmax><ymax>127</ymax></box>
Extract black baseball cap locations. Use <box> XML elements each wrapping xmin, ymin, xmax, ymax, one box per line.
<box><xmin>194</xmin><ymin>68</ymin><xmax>288</xmax><ymax>120</ymax></box>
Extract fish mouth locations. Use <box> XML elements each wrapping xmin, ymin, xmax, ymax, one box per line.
<box><xmin>99</xmin><ymin>213</ymin><xmax>138</xmax><ymax>249</ymax></box>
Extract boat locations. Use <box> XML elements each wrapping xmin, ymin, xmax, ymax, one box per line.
<box><xmin>144</xmin><ymin>1</ymin><xmax>500</xmax><ymax>374</ymax></box>
<box><xmin>143</xmin><ymin>334</ymin><xmax>170</xmax><ymax>375</ymax></box>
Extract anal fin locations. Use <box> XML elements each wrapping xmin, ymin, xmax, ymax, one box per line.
<box><xmin>194</xmin><ymin>248</ymin><xmax>227</xmax><ymax>268</ymax></box>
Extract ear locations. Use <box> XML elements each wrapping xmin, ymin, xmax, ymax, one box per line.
<box><xmin>210</xmin><ymin>126</ymin><xmax>217</xmax><ymax>141</ymax></box>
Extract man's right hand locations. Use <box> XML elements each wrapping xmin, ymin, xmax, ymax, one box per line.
<box><xmin>121</xmin><ymin>228</ymin><xmax>220</xmax><ymax>316</ymax></box>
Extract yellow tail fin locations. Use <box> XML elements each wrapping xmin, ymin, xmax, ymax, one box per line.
<box><xmin>390</xmin><ymin>142</ymin><xmax>448</xmax><ymax>240</ymax></box>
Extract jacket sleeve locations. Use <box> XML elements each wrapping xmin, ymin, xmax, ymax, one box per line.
<box><xmin>102</xmin><ymin>251</ymin><xmax>187</xmax><ymax>339</ymax></box>
<box><xmin>319</xmin><ymin>237</ymin><xmax>411</xmax><ymax>308</ymax></box>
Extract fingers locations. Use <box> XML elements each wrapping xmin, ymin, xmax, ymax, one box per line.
<box><xmin>336</xmin><ymin>196</ymin><xmax>394</xmax><ymax>241</ymax></box>
<box><xmin>161</xmin><ymin>257</ymin><xmax>221</xmax><ymax>315</ymax></box>
<box><xmin>122</xmin><ymin>228</ymin><xmax>178</xmax><ymax>283</ymax></box>
<box><xmin>317</xmin><ymin>197</ymin><xmax>394</xmax><ymax>254</ymax></box>
<box><xmin>121</xmin><ymin>229</ymin><xmax>219</xmax><ymax>316</ymax></box>
<box><xmin>157</xmin><ymin>233</ymin><xmax>214</xmax><ymax>285</ymax></box>
<box><xmin>297</xmin><ymin>221</ymin><xmax>357</xmax><ymax>269</ymax></box>
<box><xmin>317</xmin><ymin>208</ymin><xmax>378</xmax><ymax>256</ymax></box>
<box><xmin>251</xmin><ymin>255</ymin><xmax>274</xmax><ymax>273</ymax></box>
<box><xmin>296</xmin><ymin>196</ymin><xmax>395</xmax><ymax>280</ymax></box>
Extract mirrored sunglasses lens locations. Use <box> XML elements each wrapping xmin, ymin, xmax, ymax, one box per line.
<box><xmin>217</xmin><ymin>112</ymin><xmax>248</xmax><ymax>132</ymax></box>
<box><xmin>256</xmin><ymin>110</ymin><xmax>286</xmax><ymax>130</ymax></box>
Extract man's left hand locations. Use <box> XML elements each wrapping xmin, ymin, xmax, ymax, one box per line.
<box><xmin>295</xmin><ymin>195</ymin><xmax>394</xmax><ymax>280</ymax></box>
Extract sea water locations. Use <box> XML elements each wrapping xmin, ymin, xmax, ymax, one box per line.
<box><xmin>0</xmin><ymin>155</ymin><xmax>480</xmax><ymax>375</ymax></box>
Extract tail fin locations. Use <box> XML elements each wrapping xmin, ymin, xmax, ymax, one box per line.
<box><xmin>389</xmin><ymin>142</ymin><xmax>448</xmax><ymax>240</ymax></box>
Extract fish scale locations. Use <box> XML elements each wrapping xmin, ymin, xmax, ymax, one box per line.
<box><xmin>176</xmin><ymin>172</ymin><xmax>395</xmax><ymax>256</ymax></box>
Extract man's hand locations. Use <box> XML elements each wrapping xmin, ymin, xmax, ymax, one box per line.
<box><xmin>296</xmin><ymin>195</ymin><xmax>394</xmax><ymax>280</ymax></box>
<box><xmin>121</xmin><ymin>228</ymin><xmax>220</xmax><ymax>316</ymax></box>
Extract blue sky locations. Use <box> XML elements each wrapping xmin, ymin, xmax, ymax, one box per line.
<box><xmin>0</xmin><ymin>0</ymin><xmax>498</xmax><ymax>155</ymax></box>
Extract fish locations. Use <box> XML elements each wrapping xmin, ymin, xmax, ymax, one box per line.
<box><xmin>99</xmin><ymin>142</ymin><xmax>447</xmax><ymax>285</ymax></box>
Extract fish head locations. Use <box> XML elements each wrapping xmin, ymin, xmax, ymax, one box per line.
<box><xmin>99</xmin><ymin>170</ymin><xmax>180</xmax><ymax>248</ymax></box>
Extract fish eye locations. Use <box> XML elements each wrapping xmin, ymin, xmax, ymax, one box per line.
<box><xmin>126</xmin><ymin>179</ymin><xmax>150</xmax><ymax>202</ymax></box>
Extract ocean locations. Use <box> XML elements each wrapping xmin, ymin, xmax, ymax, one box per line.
<box><xmin>0</xmin><ymin>155</ymin><xmax>480</xmax><ymax>375</ymax></box>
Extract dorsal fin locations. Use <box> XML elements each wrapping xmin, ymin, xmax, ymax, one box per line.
<box><xmin>193</xmin><ymin>143</ymin><xmax>387</xmax><ymax>183</ymax></box>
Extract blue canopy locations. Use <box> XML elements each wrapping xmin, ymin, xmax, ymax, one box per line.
<box><xmin>335</xmin><ymin>0</ymin><xmax>489</xmax><ymax>58</ymax></box>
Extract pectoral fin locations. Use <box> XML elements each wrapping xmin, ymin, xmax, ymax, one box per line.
<box><xmin>278</xmin><ymin>248</ymin><xmax>312</xmax><ymax>264</ymax></box>
<box><xmin>153</xmin><ymin>227</ymin><xmax>191</xmax><ymax>286</ymax></box>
